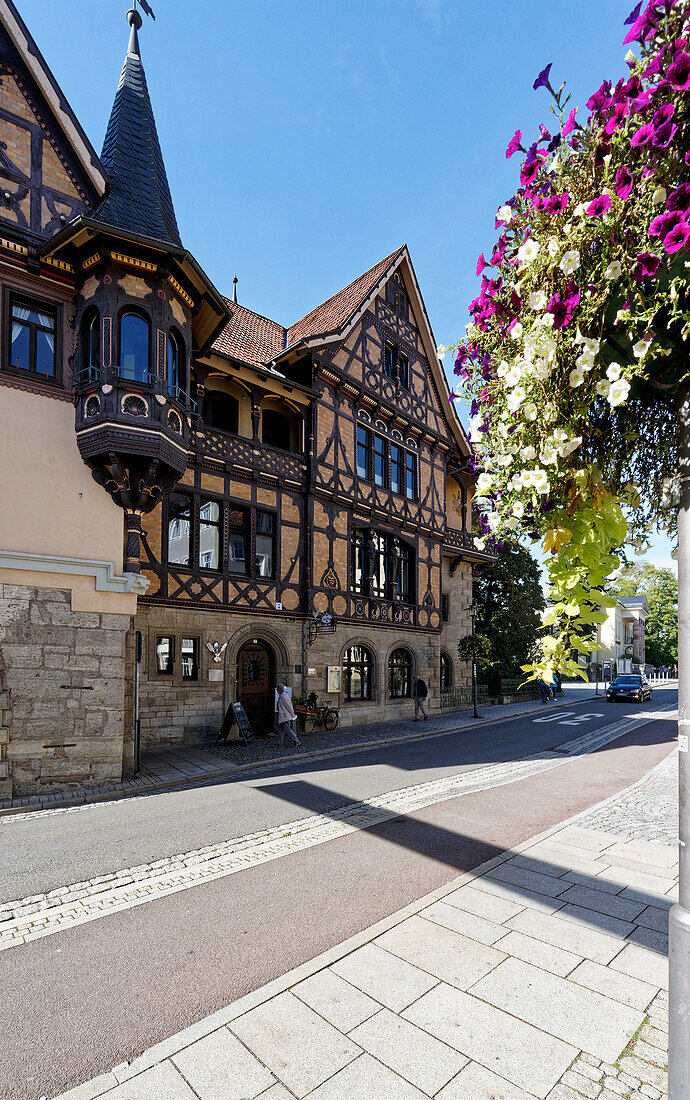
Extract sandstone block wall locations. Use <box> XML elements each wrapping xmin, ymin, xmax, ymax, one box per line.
<box><xmin>0</xmin><ymin>583</ymin><xmax>132</xmax><ymax>796</ymax></box>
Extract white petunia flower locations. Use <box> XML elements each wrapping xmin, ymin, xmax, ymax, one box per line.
<box><xmin>497</xmin><ymin>360</ymin><xmax>510</xmax><ymax>378</ymax></box>
<box><xmin>506</xmin><ymin>385</ymin><xmax>526</xmax><ymax>412</ymax></box>
<box><xmin>540</xmin><ymin>446</ymin><xmax>558</xmax><ymax>465</ymax></box>
<box><xmin>569</xmin><ymin>367</ymin><xmax>585</xmax><ymax>388</ymax></box>
<box><xmin>624</xmin><ymin>49</ymin><xmax>637</xmax><ymax>65</ymax></box>
<box><xmin>531</xmin><ymin>469</ymin><xmax>550</xmax><ymax>494</ymax></box>
<box><xmin>605</xmin><ymin>260</ymin><xmax>622</xmax><ymax>280</ymax></box>
<box><xmin>524</xmin><ymin>402</ymin><xmax>538</xmax><ymax>421</ymax></box>
<box><xmin>475</xmin><ymin>472</ymin><xmax>493</xmax><ymax>495</ymax></box>
<box><xmin>504</xmin><ymin>364</ymin><xmax>523</xmax><ymax>386</ymax></box>
<box><xmin>544</xmin><ymin>403</ymin><xmax>557</xmax><ymax>422</ymax></box>
<box><xmin>523</xmin><ymin>446</ymin><xmax>537</xmax><ymax>461</ymax></box>
<box><xmin>547</xmin><ymin>237</ymin><xmax>559</xmax><ymax>257</ymax></box>
<box><xmin>509</xmin><ymin>322</ymin><xmax>524</xmax><ymax>340</ymax></box>
<box><xmin>559</xmin><ymin>249</ymin><xmax>581</xmax><ymax>275</ymax></box>
<box><xmin>608</xmin><ymin>378</ymin><xmax>631</xmax><ymax>407</ymax></box>
<box><xmin>529</xmin><ymin>290</ymin><xmax>547</xmax><ymax>310</ymax></box>
<box><xmin>497</xmin><ymin>205</ymin><xmax>514</xmax><ymax>224</ymax></box>
<box><xmin>436</xmin><ymin>344</ymin><xmax>448</xmax><ymax>359</ymax></box>
<box><xmin>606</xmin><ymin>362</ymin><xmax>622</xmax><ymax>382</ymax></box>
<box><xmin>652</xmin><ymin>186</ymin><xmax>667</xmax><ymax>206</ymax></box>
<box><xmin>576</xmin><ymin>348</ymin><xmax>596</xmax><ymax>371</ymax></box>
<box><xmin>512</xmin><ymin>501</ymin><xmax>525</xmax><ymax>519</ymax></box>
<box><xmin>573</xmin><ymin>202</ymin><xmax>588</xmax><ymax>217</ymax></box>
<box><xmin>633</xmin><ymin>336</ymin><xmax>652</xmax><ymax>358</ymax></box>
<box><xmin>486</xmin><ymin>511</ymin><xmax>502</xmax><ymax>532</ymax></box>
<box><xmin>517</xmin><ymin>239</ymin><xmax>540</xmax><ymax>263</ymax></box>
<box><xmin>474</xmin><ymin>536</ymin><xmax>487</xmax><ymax>551</ymax></box>
<box><xmin>558</xmin><ymin>436</ymin><xmax>583</xmax><ymax>457</ymax></box>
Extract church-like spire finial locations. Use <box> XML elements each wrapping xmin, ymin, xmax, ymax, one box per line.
<box><xmin>126</xmin><ymin>8</ymin><xmax>142</xmax><ymax>58</ymax></box>
<box><xmin>95</xmin><ymin>0</ymin><xmax>181</xmax><ymax>247</ymax></box>
<box><xmin>232</xmin><ymin>275</ymin><xmax>238</xmax><ymax>303</ymax></box>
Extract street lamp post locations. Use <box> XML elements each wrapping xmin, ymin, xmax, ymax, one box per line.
<box><xmin>669</xmin><ymin>385</ymin><xmax>690</xmax><ymax>1099</ymax></box>
<box><xmin>466</xmin><ymin>603</ymin><xmax>480</xmax><ymax>720</ymax></box>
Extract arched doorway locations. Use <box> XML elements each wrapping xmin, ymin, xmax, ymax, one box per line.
<box><xmin>237</xmin><ymin>640</ymin><xmax>275</xmax><ymax>736</ymax></box>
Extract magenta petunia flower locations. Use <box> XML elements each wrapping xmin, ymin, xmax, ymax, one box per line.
<box><xmin>587</xmin><ymin>80</ymin><xmax>613</xmax><ymax>114</ymax></box>
<box><xmin>615</xmin><ymin>166</ymin><xmax>634</xmax><ymax>199</ymax></box>
<box><xmin>623</xmin><ymin>5</ymin><xmax>660</xmax><ymax>46</ymax></box>
<box><xmin>633</xmin><ymin>252</ymin><xmax>661</xmax><ymax>281</ymax></box>
<box><xmin>668</xmin><ymin>52</ymin><xmax>690</xmax><ymax>90</ymax></box>
<box><xmin>476</xmin><ymin>253</ymin><xmax>487</xmax><ymax>276</ymax></box>
<box><xmin>652</xmin><ymin>121</ymin><xmax>678</xmax><ymax>148</ymax></box>
<box><xmin>547</xmin><ymin>282</ymin><xmax>580</xmax><ymax>329</ymax></box>
<box><xmin>562</xmin><ymin>107</ymin><xmax>578</xmax><ymax>137</ymax></box>
<box><xmin>668</xmin><ymin>183</ymin><xmax>690</xmax><ymax>212</ymax></box>
<box><xmin>653</xmin><ymin>103</ymin><xmax>675</xmax><ymax>124</ymax></box>
<box><xmin>586</xmin><ymin>194</ymin><xmax>612</xmax><ymax>217</ymax></box>
<box><xmin>630</xmin><ymin>121</ymin><xmax>655</xmax><ymax>146</ymax></box>
<box><xmin>533</xmin><ymin>63</ymin><xmax>553</xmax><ymax>91</ymax></box>
<box><xmin>649</xmin><ymin>210</ymin><xmax>684</xmax><ymax>237</ymax></box>
<box><xmin>663</xmin><ymin>220</ymin><xmax>690</xmax><ymax>253</ymax></box>
<box><xmin>605</xmin><ymin>102</ymin><xmax>629</xmax><ymax>135</ymax></box>
<box><xmin>505</xmin><ymin>129</ymin><xmax>523</xmax><ymax>159</ymax></box>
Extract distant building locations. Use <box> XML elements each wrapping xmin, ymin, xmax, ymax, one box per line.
<box><xmin>596</xmin><ymin>595</ymin><xmax>648</xmax><ymax>673</ymax></box>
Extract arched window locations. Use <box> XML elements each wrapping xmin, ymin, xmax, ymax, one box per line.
<box><xmin>262</xmin><ymin>408</ymin><xmax>292</xmax><ymax>451</ymax></box>
<box><xmin>389</xmin><ymin>648</ymin><xmax>413</xmax><ymax>699</ymax></box>
<box><xmin>343</xmin><ymin>644</ymin><xmax>374</xmax><ymax>701</ymax></box>
<box><xmin>440</xmin><ymin>651</ymin><xmax>452</xmax><ymax>693</ymax></box>
<box><xmin>167</xmin><ymin>329</ymin><xmax>185</xmax><ymax>396</ymax></box>
<box><xmin>119</xmin><ymin>311</ymin><xmax>150</xmax><ymax>382</ymax></box>
<box><xmin>204</xmin><ymin>390</ymin><xmax>239</xmax><ymax>434</ymax></box>
<box><xmin>82</xmin><ymin>308</ymin><xmax>100</xmax><ymax>380</ymax></box>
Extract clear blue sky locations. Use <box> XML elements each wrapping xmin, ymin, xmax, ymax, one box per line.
<box><xmin>20</xmin><ymin>0</ymin><xmax>675</xmax><ymax>569</ymax></box>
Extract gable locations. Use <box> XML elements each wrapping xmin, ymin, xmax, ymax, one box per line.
<box><xmin>325</xmin><ymin>265</ymin><xmax>464</xmax><ymax>448</ymax></box>
<box><xmin>0</xmin><ymin>11</ymin><xmax>102</xmax><ymax>244</ymax></box>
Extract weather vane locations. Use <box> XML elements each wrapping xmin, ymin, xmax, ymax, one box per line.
<box><xmin>132</xmin><ymin>0</ymin><xmax>155</xmax><ymax>19</ymax></box>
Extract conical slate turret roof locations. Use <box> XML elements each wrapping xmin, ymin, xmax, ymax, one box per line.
<box><xmin>95</xmin><ymin>8</ymin><xmax>181</xmax><ymax>247</ymax></box>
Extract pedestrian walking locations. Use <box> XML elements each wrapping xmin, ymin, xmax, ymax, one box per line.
<box><xmin>538</xmin><ymin>678</ymin><xmax>551</xmax><ymax>704</ymax></box>
<box><xmin>276</xmin><ymin>684</ymin><xmax>300</xmax><ymax>747</ymax></box>
<box><xmin>413</xmin><ymin>674</ymin><xmax>429</xmax><ymax>720</ymax></box>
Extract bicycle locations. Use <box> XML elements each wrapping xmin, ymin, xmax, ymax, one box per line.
<box><xmin>295</xmin><ymin>693</ymin><xmax>339</xmax><ymax>733</ymax></box>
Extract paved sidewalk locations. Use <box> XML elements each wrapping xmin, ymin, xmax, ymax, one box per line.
<box><xmin>54</xmin><ymin>750</ymin><xmax>676</xmax><ymax>1100</ymax></box>
<box><xmin>0</xmin><ymin>684</ymin><xmax>604</xmax><ymax>818</ymax></box>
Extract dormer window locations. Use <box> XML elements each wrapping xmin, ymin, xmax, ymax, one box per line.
<box><xmin>119</xmin><ymin>311</ymin><xmax>150</xmax><ymax>382</ymax></box>
<box><xmin>383</xmin><ymin>342</ymin><xmax>409</xmax><ymax>391</ymax></box>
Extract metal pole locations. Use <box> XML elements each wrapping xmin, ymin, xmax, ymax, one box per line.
<box><xmin>472</xmin><ymin>658</ymin><xmax>479</xmax><ymax>719</ymax></box>
<box><xmin>133</xmin><ymin>630</ymin><xmax>142</xmax><ymax>774</ymax></box>
<box><xmin>669</xmin><ymin>383</ymin><xmax>690</xmax><ymax>1099</ymax></box>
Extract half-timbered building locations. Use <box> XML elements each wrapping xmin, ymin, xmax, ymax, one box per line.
<box><xmin>0</xmin><ymin>2</ymin><xmax>491</xmax><ymax>797</ymax></box>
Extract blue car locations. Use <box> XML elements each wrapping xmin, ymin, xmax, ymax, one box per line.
<box><xmin>606</xmin><ymin>674</ymin><xmax>653</xmax><ymax>703</ymax></box>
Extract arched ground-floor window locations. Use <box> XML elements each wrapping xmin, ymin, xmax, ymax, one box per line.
<box><xmin>440</xmin><ymin>650</ymin><xmax>453</xmax><ymax>692</ymax></box>
<box><xmin>389</xmin><ymin>647</ymin><xmax>413</xmax><ymax>699</ymax></box>
<box><xmin>343</xmin><ymin>644</ymin><xmax>374</xmax><ymax>701</ymax></box>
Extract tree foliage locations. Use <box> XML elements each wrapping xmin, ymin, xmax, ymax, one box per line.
<box><xmin>611</xmin><ymin>560</ymin><xmax>678</xmax><ymax>664</ymax></box>
<box><xmin>473</xmin><ymin>542</ymin><xmax>545</xmax><ymax>692</ymax></box>
<box><xmin>457</xmin><ymin>632</ymin><xmax>493</xmax><ymax>670</ymax></box>
<box><xmin>452</xmin><ymin>0</ymin><xmax>689</xmax><ymax>683</ymax></box>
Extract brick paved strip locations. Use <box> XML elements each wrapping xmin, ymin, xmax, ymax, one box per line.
<box><xmin>0</xmin><ymin>708</ymin><xmax>674</xmax><ymax>954</ymax></box>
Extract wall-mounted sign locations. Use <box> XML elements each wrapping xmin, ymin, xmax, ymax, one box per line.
<box><xmin>208</xmin><ymin>669</ymin><xmax>224</xmax><ymax>682</ymax></box>
<box><xmin>317</xmin><ymin>666</ymin><xmax>323</xmax><ymax>677</ymax></box>
<box><xmin>308</xmin><ymin>667</ymin><xmax>317</xmax><ymax>676</ymax></box>
<box><xmin>327</xmin><ymin>666</ymin><xmax>341</xmax><ymax>693</ymax></box>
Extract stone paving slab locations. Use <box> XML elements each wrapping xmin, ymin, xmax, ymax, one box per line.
<box><xmin>51</xmin><ymin>749</ymin><xmax>676</xmax><ymax>1100</ymax></box>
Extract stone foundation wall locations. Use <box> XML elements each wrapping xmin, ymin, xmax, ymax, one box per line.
<box><xmin>0</xmin><ymin>583</ymin><xmax>132</xmax><ymax>796</ymax></box>
<box><xmin>134</xmin><ymin>567</ymin><xmax>475</xmax><ymax>747</ymax></box>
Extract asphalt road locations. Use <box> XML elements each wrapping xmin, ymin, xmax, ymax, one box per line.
<box><xmin>0</xmin><ymin>689</ymin><xmax>677</xmax><ymax>1100</ymax></box>
<box><xmin>0</xmin><ymin>687</ymin><xmax>676</xmax><ymax>903</ymax></box>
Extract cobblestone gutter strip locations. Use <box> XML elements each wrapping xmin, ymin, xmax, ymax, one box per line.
<box><xmin>0</xmin><ymin>694</ymin><xmax>601</xmax><ymax>821</ymax></box>
<box><xmin>576</xmin><ymin>749</ymin><xmax>678</xmax><ymax>847</ymax></box>
<box><xmin>0</xmin><ymin>706</ymin><xmax>674</xmax><ymax>953</ymax></box>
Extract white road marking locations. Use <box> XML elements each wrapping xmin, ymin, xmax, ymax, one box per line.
<box><xmin>533</xmin><ymin>711</ymin><xmax>576</xmax><ymax>723</ymax></box>
<box><xmin>559</xmin><ymin>713</ymin><xmax>604</xmax><ymax>726</ymax></box>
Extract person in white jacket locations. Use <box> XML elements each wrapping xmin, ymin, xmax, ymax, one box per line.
<box><xmin>276</xmin><ymin>684</ymin><xmax>300</xmax><ymax>747</ymax></box>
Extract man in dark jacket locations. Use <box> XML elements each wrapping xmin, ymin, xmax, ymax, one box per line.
<box><xmin>413</xmin><ymin>674</ymin><xmax>429</xmax><ymax>720</ymax></box>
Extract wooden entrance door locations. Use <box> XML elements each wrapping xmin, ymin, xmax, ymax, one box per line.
<box><xmin>237</xmin><ymin>641</ymin><xmax>275</xmax><ymax>736</ymax></box>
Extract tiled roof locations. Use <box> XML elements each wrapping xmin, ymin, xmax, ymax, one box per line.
<box><xmin>211</xmin><ymin>247</ymin><xmax>404</xmax><ymax>369</ymax></box>
<box><xmin>95</xmin><ymin>13</ymin><xmax>181</xmax><ymax>248</ymax></box>
<box><xmin>212</xmin><ymin>299</ymin><xmax>286</xmax><ymax>366</ymax></box>
<box><xmin>287</xmin><ymin>246</ymin><xmax>403</xmax><ymax>346</ymax></box>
